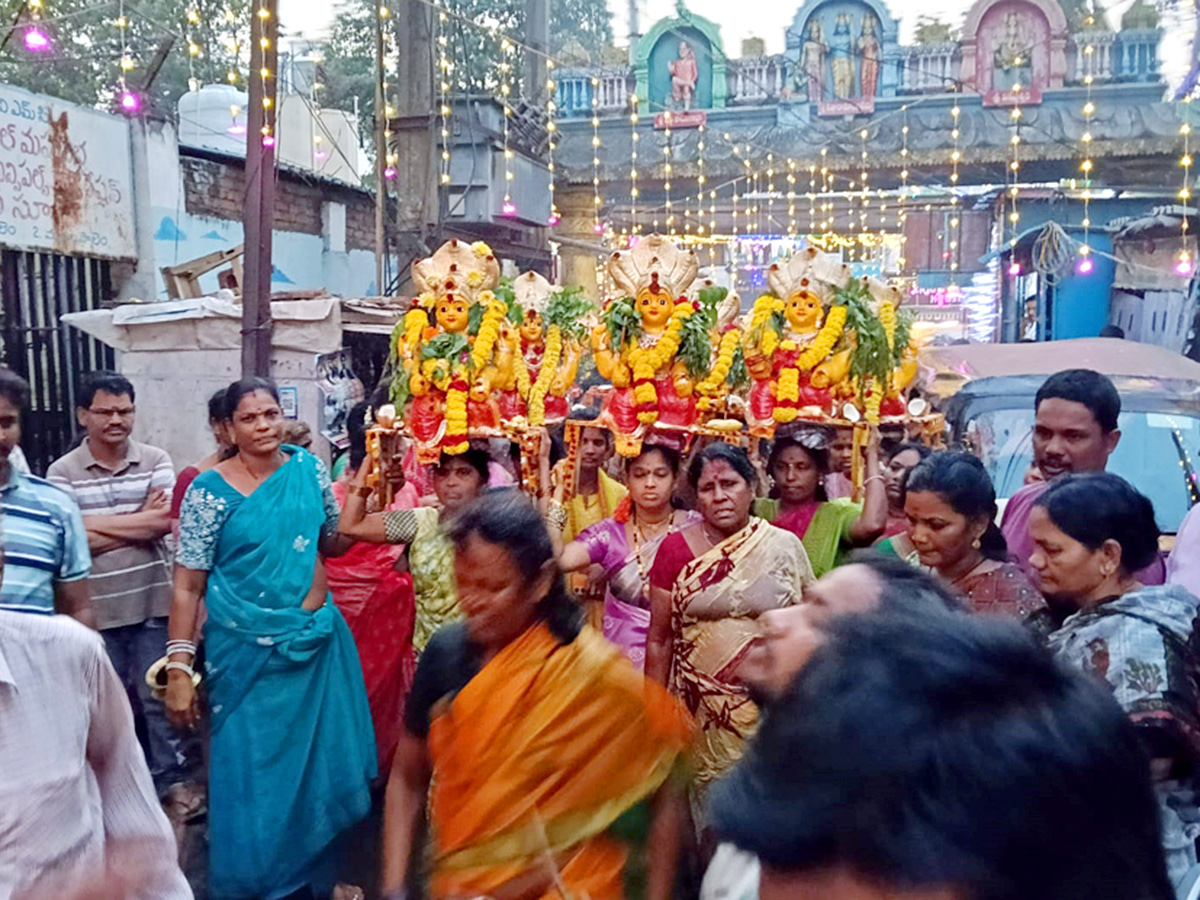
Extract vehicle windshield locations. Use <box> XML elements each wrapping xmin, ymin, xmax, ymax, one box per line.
<box><xmin>965</xmin><ymin>409</ymin><xmax>1200</xmax><ymax>534</ymax></box>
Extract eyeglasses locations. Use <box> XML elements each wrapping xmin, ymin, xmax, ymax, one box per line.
<box><xmin>88</xmin><ymin>407</ymin><xmax>135</xmax><ymax>419</ymax></box>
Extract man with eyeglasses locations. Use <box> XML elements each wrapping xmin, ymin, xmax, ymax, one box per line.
<box><xmin>47</xmin><ymin>371</ymin><xmax>192</xmax><ymax>807</ymax></box>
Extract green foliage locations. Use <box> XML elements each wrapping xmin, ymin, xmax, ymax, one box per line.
<box><xmin>604</xmin><ymin>297</ymin><xmax>641</xmax><ymax>350</ymax></box>
<box><xmin>838</xmin><ymin>280</ymin><xmax>892</xmax><ymax>396</ymax></box>
<box><xmin>728</xmin><ymin>342</ymin><xmax>750</xmax><ymax>391</ymax></box>
<box><xmin>892</xmin><ymin>308</ymin><xmax>915</xmax><ymax>367</ymax></box>
<box><xmin>421</xmin><ymin>331</ymin><xmax>469</xmax><ymax>362</ymax></box>
<box><xmin>0</xmin><ymin>0</ymin><xmax>249</xmax><ymax>113</ymax></box>
<box><xmin>678</xmin><ymin>287</ymin><xmax>723</xmax><ymax>379</ymax></box>
<box><xmin>550</xmin><ymin>0</ymin><xmax>613</xmax><ymax>54</ymax></box>
<box><xmin>912</xmin><ymin>15</ymin><xmax>954</xmax><ymax>45</ymax></box>
<box><xmin>321</xmin><ymin>0</ymin><xmax>382</xmax><ymax>146</ymax></box>
<box><xmin>545</xmin><ymin>286</ymin><xmax>593</xmax><ymax>342</ymax></box>
<box><xmin>467</xmin><ymin>301</ymin><xmax>484</xmax><ymax>336</ymax></box>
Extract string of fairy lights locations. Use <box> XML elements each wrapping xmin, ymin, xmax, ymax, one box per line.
<box><xmin>1077</xmin><ymin>30</ymin><xmax>1096</xmax><ymax>274</ymax></box>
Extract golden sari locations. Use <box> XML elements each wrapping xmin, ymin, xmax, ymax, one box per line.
<box><xmin>427</xmin><ymin>621</ymin><xmax>691</xmax><ymax>900</ymax></box>
<box><xmin>669</xmin><ymin>519</ymin><xmax>814</xmax><ymax>820</ymax></box>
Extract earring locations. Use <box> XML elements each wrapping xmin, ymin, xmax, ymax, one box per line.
<box><xmin>972</xmin><ymin>537</ymin><xmax>982</xmax><ymax>549</ymax></box>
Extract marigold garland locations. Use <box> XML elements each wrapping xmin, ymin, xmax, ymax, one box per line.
<box><xmin>629</xmin><ymin>300</ymin><xmax>694</xmax><ymax>424</ymax></box>
<box><xmin>471</xmin><ymin>296</ymin><xmax>507</xmax><ymax>371</ymax></box>
<box><xmin>527</xmin><ymin>324</ymin><xmax>563</xmax><ymax>425</ymax></box>
<box><xmin>444</xmin><ymin>376</ymin><xmax>470</xmax><ymax>454</ymax></box>
<box><xmin>513</xmin><ymin>350</ymin><xmax>531</xmax><ymax>398</ymax></box>
<box><xmin>403</xmin><ymin>308</ymin><xmax>427</xmax><ymax>354</ymax></box>
<box><xmin>877</xmin><ymin>300</ymin><xmax>896</xmax><ymax>354</ymax></box>
<box><xmin>697</xmin><ymin>328</ymin><xmax>740</xmax><ymax>395</ymax></box>
<box><xmin>865</xmin><ymin>376</ymin><xmax>882</xmax><ymax>424</ymax></box>
<box><xmin>797</xmin><ymin>305</ymin><xmax>847</xmax><ymax>370</ymax></box>
<box><xmin>774</xmin><ymin>359</ymin><xmax>801</xmax><ymax>424</ymax></box>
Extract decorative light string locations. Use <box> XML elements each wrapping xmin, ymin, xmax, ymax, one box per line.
<box><xmin>24</xmin><ymin>0</ymin><xmax>48</xmax><ymax>51</ymax></box>
<box><xmin>437</xmin><ymin>10</ymin><xmax>452</xmax><ymax>188</ymax></box>
<box><xmin>1179</xmin><ymin>94</ymin><xmax>1194</xmax><ymax>276</ymax></box>
<box><xmin>859</xmin><ymin>126</ymin><xmax>869</xmax><ymax>262</ymax></box>
<box><xmin>1078</xmin><ymin>34</ymin><xmax>1096</xmax><ymax>274</ymax></box>
<box><xmin>224</xmin><ymin>7</ymin><xmax>241</xmax><ymax>85</ymax></box>
<box><xmin>256</xmin><ymin>0</ymin><xmax>275</xmax><ymax>145</ymax></box>
<box><xmin>662</xmin><ymin>113</ymin><xmax>673</xmax><ymax>234</ymax></box>
<box><xmin>500</xmin><ymin>37</ymin><xmax>516</xmax><ymax>215</ymax></box>
<box><xmin>380</xmin><ymin>3</ymin><xmax>397</xmax><ymax>178</ymax></box>
<box><xmin>949</xmin><ymin>94</ymin><xmax>962</xmax><ymax>281</ymax></box>
<box><xmin>820</xmin><ymin>147</ymin><xmax>830</xmax><ymax>233</ymax></box>
<box><xmin>696</xmin><ymin>122</ymin><xmax>707</xmax><ymax>237</ymax></box>
<box><xmin>628</xmin><ymin>93</ymin><xmax>639</xmax><ymax>233</ymax></box>
<box><xmin>808</xmin><ymin>163</ymin><xmax>817</xmax><ymax>238</ymax></box>
<box><xmin>787</xmin><ymin>158</ymin><xmax>797</xmax><ymax>240</ymax></box>
<box><xmin>1008</xmin><ymin>64</ymin><xmax>1023</xmax><ymax>275</ymax></box>
<box><xmin>184</xmin><ymin>7</ymin><xmax>201</xmax><ymax>93</ymax></box>
<box><xmin>898</xmin><ymin>104</ymin><xmax>909</xmax><ymax>273</ymax></box>
<box><xmin>546</xmin><ymin>60</ymin><xmax>558</xmax><ymax>224</ymax></box>
<box><xmin>766</xmin><ymin>152</ymin><xmax>775</xmax><ymax>239</ymax></box>
<box><xmin>750</xmin><ymin>146</ymin><xmax>760</xmax><ymax>233</ymax></box>
<box><xmin>116</xmin><ymin>0</ymin><xmax>138</xmax><ymax>112</ymax></box>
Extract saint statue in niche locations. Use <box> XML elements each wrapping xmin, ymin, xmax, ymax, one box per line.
<box><xmin>829</xmin><ymin>13</ymin><xmax>855</xmax><ymax>100</ymax></box>
<box><xmin>668</xmin><ymin>40</ymin><xmax>700</xmax><ymax>110</ymax></box>
<box><xmin>858</xmin><ymin>15</ymin><xmax>881</xmax><ymax>100</ymax></box>
<box><xmin>799</xmin><ymin>19</ymin><xmax>827</xmax><ymax>101</ymax></box>
<box><xmin>992</xmin><ymin>10</ymin><xmax>1033</xmax><ymax>91</ymax></box>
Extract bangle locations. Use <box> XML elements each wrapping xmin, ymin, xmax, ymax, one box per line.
<box><xmin>166</xmin><ymin>660</ymin><xmax>195</xmax><ymax>677</ymax></box>
<box><xmin>353</xmin><ymin>484</ymin><xmax>374</xmax><ymax>498</ymax></box>
<box><xmin>546</xmin><ymin>501</ymin><xmax>568</xmax><ymax>531</ymax></box>
<box><xmin>166</xmin><ymin>640</ymin><xmax>196</xmax><ymax>658</ymax></box>
<box><xmin>863</xmin><ymin>474</ymin><xmax>885</xmax><ymax>486</ymax></box>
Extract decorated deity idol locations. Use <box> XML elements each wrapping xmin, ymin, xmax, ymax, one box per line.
<box><xmin>742</xmin><ymin>247</ymin><xmax>853</xmax><ymax>433</ymax></box>
<box><xmin>391</xmin><ymin>239</ymin><xmax>514</xmax><ymax>456</ymax></box>
<box><xmin>592</xmin><ymin>235</ymin><xmax>710</xmax><ymax>455</ymax></box>
<box><xmin>500</xmin><ymin>270</ymin><xmax>592</xmax><ymax>425</ymax></box>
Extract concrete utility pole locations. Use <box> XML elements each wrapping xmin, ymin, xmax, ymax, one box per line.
<box><xmin>525</xmin><ymin>0</ymin><xmax>549</xmax><ymax>102</ymax></box>
<box><xmin>242</xmin><ymin>0</ymin><xmax>278</xmax><ymax>378</ymax></box>
<box><xmin>392</xmin><ymin>0</ymin><xmax>437</xmax><ymax>288</ymax></box>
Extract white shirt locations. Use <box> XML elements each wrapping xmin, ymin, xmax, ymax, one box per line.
<box><xmin>0</xmin><ymin>610</ymin><xmax>192</xmax><ymax>900</ymax></box>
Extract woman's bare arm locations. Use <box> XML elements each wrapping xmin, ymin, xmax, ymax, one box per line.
<box><xmin>381</xmin><ymin>730</ymin><xmax>432</xmax><ymax>896</ymax></box>
<box><xmin>645</xmin><ymin>782</ymin><xmax>685</xmax><ymax>900</ymax></box>
<box><xmin>848</xmin><ymin>431</ymin><xmax>888</xmax><ymax>545</ymax></box>
<box><xmin>165</xmin><ymin>567</ymin><xmax>207</xmax><ymax>731</ymax></box>
<box><xmin>646</xmin><ymin>583</ymin><xmax>674</xmax><ymax>686</ymax></box>
<box><xmin>338</xmin><ymin>459</ymin><xmax>391</xmax><ymax>543</ymax></box>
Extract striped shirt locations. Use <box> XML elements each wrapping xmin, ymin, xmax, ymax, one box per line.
<box><xmin>0</xmin><ymin>609</ymin><xmax>192</xmax><ymax>899</ymax></box>
<box><xmin>0</xmin><ymin>468</ymin><xmax>91</xmax><ymax>615</ymax></box>
<box><xmin>47</xmin><ymin>440</ymin><xmax>175</xmax><ymax>630</ymax></box>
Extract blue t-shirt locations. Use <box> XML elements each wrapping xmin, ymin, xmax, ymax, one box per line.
<box><xmin>0</xmin><ymin>468</ymin><xmax>91</xmax><ymax>614</ymax></box>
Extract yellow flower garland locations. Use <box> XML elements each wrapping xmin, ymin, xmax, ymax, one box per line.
<box><xmin>629</xmin><ymin>300</ymin><xmax>693</xmax><ymax>424</ymax></box>
<box><xmin>527</xmin><ymin>324</ymin><xmax>563</xmax><ymax>425</ymax></box>
<box><xmin>444</xmin><ymin>374</ymin><xmax>470</xmax><ymax>454</ymax></box>
<box><xmin>697</xmin><ymin>329</ymin><xmax>740</xmax><ymax>395</ymax></box>
<box><xmin>749</xmin><ymin>294</ymin><xmax>784</xmax><ymax>358</ymax></box>
<box><xmin>513</xmin><ymin>350</ymin><xmax>531</xmax><ymax>398</ymax></box>
<box><xmin>878</xmin><ymin>300</ymin><xmax>896</xmax><ymax>353</ymax></box>
<box><xmin>471</xmin><ymin>297</ymin><xmax>507</xmax><ymax>372</ymax></box>
<box><xmin>774</xmin><ymin>366</ymin><xmax>801</xmax><ymax>423</ymax></box>
<box><xmin>403</xmin><ymin>308</ymin><xmax>426</xmax><ymax>354</ymax></box>
<box><xmin>865</xmin><ymin>376</ymin><xmax>882</xmax><ymax>424</ymax></box>
<box><xmin>796</xmin><ymin>305</ymin><xmax>847</xmax><ymax>370</ymax></box>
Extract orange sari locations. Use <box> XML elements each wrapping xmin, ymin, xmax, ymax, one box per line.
<box><xmin>427</xmin><ymin>621</ymin><xmax>691</xmax><ymax>900</ymax></box>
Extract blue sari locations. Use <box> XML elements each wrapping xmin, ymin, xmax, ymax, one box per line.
<box><xmin>179</xmin><ymin>447</ymin><xmax>376</xmax><ymax>899</ymax></box>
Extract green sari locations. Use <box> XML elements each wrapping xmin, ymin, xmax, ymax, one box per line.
<box><xmin>753</xmin><ymin>497</ymin><xmax>861</xmax><ymax>577</ymax></box>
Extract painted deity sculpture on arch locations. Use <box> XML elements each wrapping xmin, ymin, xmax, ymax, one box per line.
<box><xmin>800</xmin><ymin>19</ymin><xmax>827</xmax><ymax>101</ymax></box>
<box><xmin>668</xmin><ymin>40</ymin><xmax>700</xmax><ymax>111</ymax></box>
<box><xmin>858</xmin><ymin>15</ymin><xmax>881</xmax><ymax>100</ymax></box>
<box><xmin>992</xmin><ymin>10</ymin><xmax>1033</xmax><ymax>91</ymax></box>
<box><xmin>829</xmin><ymin>14</ymin><xmax>856</xmax><ymax>100</ymax></box>
<box><xmin>592</xmin><ymin>234</ymin><xmax>704</xmax><ymax>456</ymax></box>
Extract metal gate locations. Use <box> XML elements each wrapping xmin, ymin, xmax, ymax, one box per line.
<box><xmin>0</xmin><ymin>250</ymin><xmax>115</xmax><ymax>475</ymax></box>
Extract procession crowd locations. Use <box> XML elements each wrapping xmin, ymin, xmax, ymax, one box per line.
<box><xmin>5</xmin><ymin>364</ymin><xmax>1200</xmax><ymax>900</ymax></box>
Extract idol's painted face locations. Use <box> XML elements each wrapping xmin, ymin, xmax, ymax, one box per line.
<box><xmin>637</xmin><ymin>287</ymin><xmax>674</xmax><ymax>330</ymax></box>
<box><xmin>784</xmin><ymin>290</ymin><xmax>823</xmax><ymax>332</ymax></box>
<box><xmin>520</xmin><ymin>308</ymin><xmax>544</xmax><ymax>343</ymax></box>
<box><xmin>436</xmin><ymin>295</ymin><xmax>471</xmax><ymax>333</ymax></box>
